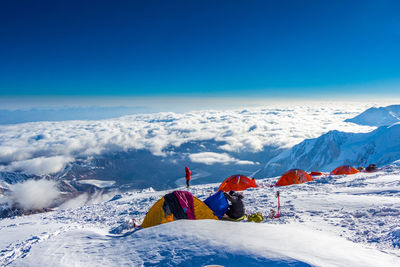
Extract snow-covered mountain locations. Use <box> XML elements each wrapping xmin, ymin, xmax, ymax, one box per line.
<box><xmin>0</xmin><ymin>172</ymin><xmax>37</xmax><ymax>185</ymax></box>
<box><xmin>1</xmin><ymin>163</ymin><xmax>400</xmax><ymax>266</ymax></box>
<box><xmin>345</xmin><ymin>104</ymin><xmax>400</xmax><ymax>126</ymax></box>
<box><xmin>257</xmin><ymin>122</ymin><xmax>400</xmax><ymax>177</ymax></box>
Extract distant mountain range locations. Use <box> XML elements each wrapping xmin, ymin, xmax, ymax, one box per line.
<box><xmin>345</xmin><ymin>105</ymin><xmax>400</xmax><ymax>126</ymax></box>
<box><xmin>256</xmin><ymin>122</ymin><xmax>400</xmax><ymax>177</ymax></box>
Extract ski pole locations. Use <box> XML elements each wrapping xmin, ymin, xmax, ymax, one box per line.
<box><xmin>275</xmin><ymin>190</ymin><xmax>280</xmax><ymax>218</ymax></box>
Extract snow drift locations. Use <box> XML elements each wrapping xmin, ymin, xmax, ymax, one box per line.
<box><xmin>1</xmin><ymin>164</ymin><xmax>400</xmax><ymax>266</ymax></box>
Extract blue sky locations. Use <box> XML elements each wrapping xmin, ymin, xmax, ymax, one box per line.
<box><xmin>1</xmin><ymin>0</ymin><xmax>399</xmax><ymax>99</ymax></box>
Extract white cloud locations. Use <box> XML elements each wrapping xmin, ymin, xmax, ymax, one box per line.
<box><xmin>2</xmin><ymin>156</ymin><xmax>72</xmax><ymax>176</ymax></box>
<box><xmin>8</xmin><ymin>179</ymin><xmax>60</xmax><ymax>210</ymax></box>
<box><xmin>189</xmin><ymin>152</ymin><xmax>256</xmax><ymax>165</ymax></box>
<box><xmin>0</xmin><ymin>102</ymin><xmax>382</xmax><ymax>175</ymax></box>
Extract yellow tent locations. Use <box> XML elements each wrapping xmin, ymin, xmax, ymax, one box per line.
<box><xmin>141</xmin><ymin>195</ymin><xmax>218</xmax><ymax>228</ymax></box>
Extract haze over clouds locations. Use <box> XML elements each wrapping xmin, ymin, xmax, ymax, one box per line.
<box><xmin>0</xmin><ymin>102</ymin><xmax>380</xmax><ymax>176</ymax></box>
<box><xmin>0</xmin><ymin>106</ymin><xmax>152</xmax><ymax>125</ymax></box>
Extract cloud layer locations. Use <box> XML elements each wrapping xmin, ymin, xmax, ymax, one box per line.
<box><xmin>0</xmin><ymin>102</ymin><xmax>378</xmax><ymax>175</ymax></box>
<box><xmin>7</xmin><ymin>179</ymin><xmax>60</xmax><ymax>210</ymax></box>
<box><xmin>2</xmin><ymin>156</ymin><xmax>72</xmax><ymax>175</ymax></box>
<box><xmin>189</xmin><ymin>152</ymin><xmax>256</xmax><ymax>165</ymax></box>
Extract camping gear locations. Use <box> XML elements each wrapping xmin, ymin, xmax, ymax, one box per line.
<box><xmin>224</xmin><ymin>191</ymin><xmax>245</xmax><ymax>220</ymax></box>
<box><xmin>309</xmin><ymin>171</ymin><xmax>323</xmax><ymax>176</ymax></box>
<box><xmin>331</xmin><ymin>165</ymin><xmax>358</xmax><ymax>175</ymax></box>
<box><xmin>275</xmin><ymin>191</ymin><xmax>281</xmax><ymax>218</ymax></box>
<box><xmin>365</xmin><ymin>164</ymin><xmax>378</xmax><ymax>172</ymax></box>
<box><xmin>276</xmin><ymin>169</ymin><xmax>313</xmax><ymax>186</ymax></box>
<box><xmin>141</xmin><ymin>191</ymin><xmax>218</xmax><ymax>228</ymax></box>
<box><xmin>174</xmin><ymin>191</ymin><xmax>195</xmax><ymax>219</ymax></box>
<box><xmin>163</xmin><ymin>192</ymin><xmax>188</xmax><ymax>219</ymax></box>
<box><xmin>221</xmin><ymin>214</ymin><xmax>247</xmax><ymax>221</ymax></box>
<box><xmin>248</xmin><ymin>212</ymin><xmax>264</xmax><ymax>223</ymax></box>
<box><xmin>218</xmin><ymin>174</ymin><xmax>258</xmax><ymax>192</ymax></box>
<box><xmin>204</xmin><ymin>191</ymin><xmax>229</xmax><ymax>219</ymax></box>
<box><xmin>267</xmin><ymin>209</ymin><xmax>276</xmax><ymax>219</ymax></box>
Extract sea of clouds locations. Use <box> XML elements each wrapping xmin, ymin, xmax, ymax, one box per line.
<box><xmin>0</xmin><ymin>102</ymin><xmax>378</xmax><ymax>176</ymax></box>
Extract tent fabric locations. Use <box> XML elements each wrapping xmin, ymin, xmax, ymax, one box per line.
<box><xmin>276</xmin><ymin>169</ymin><xmax>313</xmax><ymax>186</ymax></box>
<box><xmin>191</xmin><ymin>196</ymin><xmax>219</xmax><ymax>220</ymax></box>
<box><xmin>174</xmin><ymin>191</ymin><xmax>195</xmax><ymax>220</ymax></box>
<box><xmin>331</xmin><ymin>165</ymin><xmax>359</xmax><ymax>175</ymax></box>
<box><xmin>141</xmin><ymin>193</ymin><xmax>218</xmax><ymax>228</ymax></box>
<box><xmin>141</xmin><ymin>197</ymin><xmax>169</xmax><ymax>228</ymax></box>
<box><xmin>163</xmin><ymin>193</ymin><xmax>188</xmax><ymax>219</ymax></box>
<box><xmin>218</xmin><ymin>174</ymin><xmax>258</xmax><ymax>192</ymax></box>
<box><xmin>204</xmin><ymin>191</ymin><xmax>229</xmax><ymax>219</ymax></box>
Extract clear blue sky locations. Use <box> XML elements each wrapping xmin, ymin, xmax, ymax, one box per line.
<box><xmin>1</xmin><ymin>0</ymin><xmax>399</xmax><ymax>98</ymax></box>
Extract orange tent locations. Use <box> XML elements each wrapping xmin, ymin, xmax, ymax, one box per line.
<box><xmin>276</xmin><ymin>169</ymin><xmax>313</xmax><ymax>186</ymax></box>
<box><xmin>218</xmin><ymin>175</ymin><xmax>258</xmax><ymax>192</ymax></box>
<box><xmin>331</xmin><ymin>165</ymin><xmax>358</xmax><ymax>175</ymax></box>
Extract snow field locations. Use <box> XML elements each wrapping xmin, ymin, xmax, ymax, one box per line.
<box><xmin>1</xmin><ymin>164</ymin><xmax>400</xmax><ymax>266</ymax></box>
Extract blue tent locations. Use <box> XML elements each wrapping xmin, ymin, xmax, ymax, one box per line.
<box><xmin>204</xmin><ymin>191</ymin><xmax>229</xmax><ymax>219</ymax></box>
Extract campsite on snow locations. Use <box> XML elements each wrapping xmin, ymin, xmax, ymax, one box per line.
<box><xmin>1</xmin><ymin>103</ymin><xmax>400</xmax><ymax>266</ymax></box>
<box><xmin>2</xmin><ymin>1</ymin><xmax>400</xmax><ymax>265</ymax></box>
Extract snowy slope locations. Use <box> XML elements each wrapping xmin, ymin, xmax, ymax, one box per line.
<box><xmin>258</xmin><ymin>122</ymin><xmax>400</xmax><ymax>177</ymax></box>
<box><xmin>1</xmin><ymin>164</ymin><xmax>400</xmax><ymax>266</ymax></box>
<box><xmin>345</xmin><ymin>105</ymin><xmax>400</xmax><ymax>126</ymax></box>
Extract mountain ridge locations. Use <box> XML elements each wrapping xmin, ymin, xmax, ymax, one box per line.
<box><xmin>257</xmin><ymin>122</ymin><xmax>400</xmax><ymax>177</ymax></box>
<box><xmin>345</xmin><ymin>105</ymin><xmax>400</xmax><ymax>126</ymax></box>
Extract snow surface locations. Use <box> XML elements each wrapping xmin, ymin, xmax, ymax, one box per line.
<box><xmin>76</xmin><ymin>179</ymin><xmax>116</xmax><ymax>188</ymax></box>
<box><xmin>1</xmin><ymin>165</ymin><xmax>400</xmax><ymax>266</ymax></box>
